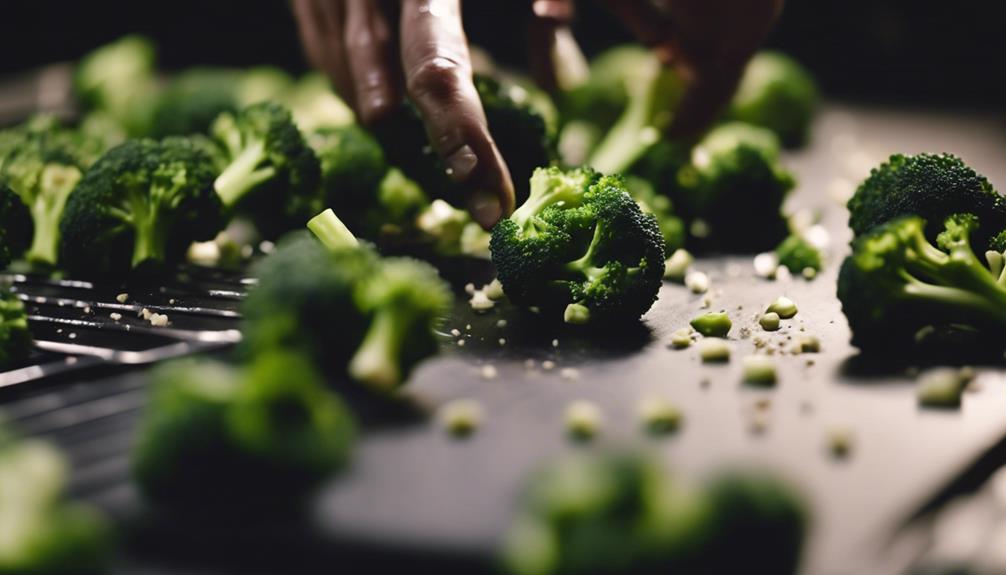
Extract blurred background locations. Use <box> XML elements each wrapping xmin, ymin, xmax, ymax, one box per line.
<box><xmin>3</xmin><ymin>0</ymin><xmax>1005</xmax><ymax>107</ymax></box>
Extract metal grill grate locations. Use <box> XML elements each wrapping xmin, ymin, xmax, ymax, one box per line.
<box><xmin>0</xmin><ymin>265</ymin><xmax>249</xmax><ymax>389</ymax></box>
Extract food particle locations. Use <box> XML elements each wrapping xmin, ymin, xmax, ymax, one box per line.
<box><xmin>698</xmin><ymin>338</ymin><xmax>731</xmax><ymax>363</ymax></box>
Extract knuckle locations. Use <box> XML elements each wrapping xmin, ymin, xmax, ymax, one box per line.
<box><xmin>406</xmin><ymin>53</ymin><xmax>470</xmax><ymax>101</ymax></box>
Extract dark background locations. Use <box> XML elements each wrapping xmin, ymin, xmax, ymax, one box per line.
<box><xmin>2</xmin><ymin>0</ymin><xmax>1004</xmax><ymax>107</ymax></box>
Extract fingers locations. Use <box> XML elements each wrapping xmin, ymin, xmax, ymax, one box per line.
<box><xmin>598</xmin><ymin>0</ymin><xmax>677</xmax><ymax>64</ymax></box>
<box><xmin>527</xmin><ymin>0</ymin><xmax>585</xmax><ymax>93</ymax></box>
<box><xmin>343</xmin><ymin>0</ymin><xmax>401</xmax><ymax>125</ymax></box>
<box><xmin>400</xmin><ymin>0</ymin><xmax>515</xmax><ymax>227</ymax></box>
<box><xmin>290</xmin><ymin>0</ymin><xmax>356</xmax><ymax>108</ymax></box>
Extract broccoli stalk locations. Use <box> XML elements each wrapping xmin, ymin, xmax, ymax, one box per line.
<box><xmin>510</xmin><ymin>168</ymin><xmax>593</xmax><ymax>233</ymax></box>
<box><xmin>23</xmin><ymin>165</ymin><xmax>80</xmax><ymax>264</ymax></box>
<box><xmin>347</xmin><ymin>295</ymin><xmax>409</xmax><ymax>391</ymax></box>
<box><xmin>838</xmin><ymin>214</ymin><xmax>1006</xmax><ymax>352</ymax></box>
<box><xmin>307</xmin><ymin>208</ymin><xmax>358</xmax><ymax>251</ymax></box>
<box><xmin>214</xmin><ymin>136</ymin><xmax>274</xmax><ymax>207</ymax></box>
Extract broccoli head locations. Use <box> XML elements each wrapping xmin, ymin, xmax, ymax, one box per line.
<box><xmin>0</xmin><ymin>117</ymin><xmax>106</xmax><ymax>266</ymax></box>
<box><xmin>211</xmin><ymin>101</ymin><xmax>322</xmax><ymax>239</ymax></box>
<box><xmin>727</xmin><ymin>51</ymin><xmax>819</xmax><ymax>147</ymax></box>
<box><xmin>284</xmin><ymin>72</ymin><xmax>355</xmax><ymax>133</ymax></box>
<box><xmin>74</xmin><ymin>35</ymin><xmax>159</xmax><ymax>137</ymax></box>
<box><xmin>309</xmin><ymin>125</ymin><xmax>388</xmax><ymax>222</ymax></box>
<box><xmin>59</xmin><ymin>137</ymin><xmax>224</xmax><ymax>276</ymax></box>
<box><xmin>373</xmin><ymin>74</ymin><xmax>555</xmax><ymax>206</ymax></box>
<box><xmin>837</xmin><ymin>214</ymin><xmax>1006</xmax><ymax>353</ymax></box>
<box><xmin>0</xmin><ymin>434</ymin><xmax>112</xmax><ymax>574</ymax></box>
<box><xmin>673</xmin><ymin>123</ymin><xmax>794</xmax><ymax>252</ymax></box>
<box><xmin>0</xmin><ymin>288</ymin><xmax>32</xmax><ymax>369</ymax></box>
<box><xmin>626</xmin><ymin>176</ymin><xmax>685</xmax><ymax>254</ymax></box>
<box><xmin>500</xmin><ymin>453</ymin><xmax>807</xmax><ymax>575</ymax></box>
<box><xmin>348</xmin><ymin>255</ymin><xmax>452</xmax><ymax>391</ymax></box>
<box><xmin>775</xmin><ymin>233</ymin><xmax>824</xmax><ymax>274</ymax></box>
<box><xmin>241</xmin><ymin>230</ymin><xmax>376</xmax><ymax>378</ymax></box>
<box><xmin>847</xmin><ymin>153</ymin><xmax>1006</xmax><ymax>250</ymax></box>
<box><xmin>0</xmin><ymin>185</ymin><xmax>32</xmax><ymax>267</ymax></box>
<box><xmin>132</xmin><ymin>352</ymin><xmax>355</xmax><ymax>509</ymax></box>
<box><xmin>490</xmin><ymin>167</ymin><xmax>665</xmax><ymax>325</ymax></box>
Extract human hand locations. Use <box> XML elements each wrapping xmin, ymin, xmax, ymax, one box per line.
<box><xmin>290</xmin><ymin>0</ymin><xmax>515</xmax><ymax>228</ymax></box>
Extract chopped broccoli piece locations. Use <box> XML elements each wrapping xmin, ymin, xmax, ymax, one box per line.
<box><xmin>727</xmin><ymin>51</ymin><xmax>818</xmax><ymax>147</ymax></box>
<box><xmin>838</xmin><ymin>214</ymin><xmax>1006</xmax><ymax>353</ymax></box>
<box><xmin>0</xmin><ymin>289</ymin><xmax>31</xmax><ymax>369</ymax></box>
<box><xmin>490</xmin><ymin>167</ymin><xmax>665</xmax><ymax>325</ymax></box>
<box><xmin>59</xmin><ymin>137</ymin><xmax>224</xmax><ymax>276</ymax></box>
<box><xmin>847</xmin><ymin>153</ymin><xmax>1006</xmax><ymax>250</ymax></box>
<box><xmin>210</xmin><ymin>101</ymin><xmax>322</xmax><ymax>239</ymax></box>
<box><xmin>0</xmin><ymin>434</ymin><xmax>111</xmax><ymax>574</ymax></box>
<box><xmin>690</xmin><ymin>312</ymin><xmax>732</xmax><ymax>337</ymax></box>
<box><xmin>775</xmin><ymin>233</ymin><xmax>824</xmax><ymax>274</ymax></box>
<box><xmin>501</xmin><ymin>453</ymin><xmax>806</xmax><ymax>575</ymax></box>
<box><xmin>132</xmin><ymin>352</ymin><xmax>355</xmax><ymax>508</ymax></box>
<box><xmin>0</xmin><ymin>118</ymin><xmax>103</xmax><ymax>265</ymax></box>
<box><xmin>373</xmin><ymin>74</ymin><xmax>555</xmax><ymax>206</ymax></box>
<box><xmin>673</xmin><ymin>123</ymin><xmax>794</xmax><ymax>252</ymax></box>
<box><xmin>348</xmin><ymin>256</ymin><xmax>452</xmax><ymax>391</ymax></box>
<box><xmin>74</xmin><ymin>35</ymin><xmax>159</xmax><ymax>136</ymax></box>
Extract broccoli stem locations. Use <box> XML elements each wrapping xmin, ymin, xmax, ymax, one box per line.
<box><xmin>214</xmin><ymin>140</ymin><xmax>276</xmax><ymax>207</ymax></box>
<box><xmin>308</xmin><ymin>209</ymin><xmax>359</xmax><ymax>251</ymax></box>
<box><xmin>348</xmin><ymin>307</ymin><xmax>407</xmax><ymax>391</ymax></box>
<box><xmin>24</xmin><ymin>165</ymin><xmax>81</xmax><ymax>265</ymax></box>
<box><xmin>511</xmin><ymin>181</ymin><xmax>584</xmax><ymax>233</ymax></box>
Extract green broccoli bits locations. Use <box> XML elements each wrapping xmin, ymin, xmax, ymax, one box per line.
<box><xmin>690</xmin><ymin>312</ymin><xmax>732</xmax><ymax>337</ymax></box>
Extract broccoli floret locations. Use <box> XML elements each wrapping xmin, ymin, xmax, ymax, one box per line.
<box><xmin>673</xmin><ymin>123</ymin><xmax>794</xmax><ymax>252</ymax></box>
<box><xmin>837</xmin><ymin>214</ymin><xmax>1006</xmax><ymax>353</ymax></box>
<box><xmin>150</xmin><ymin>67</ymin><xmax>294</xmax><ymax>138</ymax></box>
<box><xmin>132</xmin><ymin>352</ymin><xmax>355</xmax><ymax>508</ymax></box>
<box><xmin>490</xmin><ymin>167</ymin><xmax>665</xmax><ymax>325</ymax></box>
<box><xmin>0</xmin><ymin>185</ymin><xmax>32</xmax><ymax>267</ymax></box>
<box><xmin>309</xmin><ymin>125</ymin><xmax>388</xmax><ymax>222</ymax></box>
<box><xmin>625</xmin><ymin>176</ymin><xmax>685</xmax><ymax>253</ymax></box>
<box><xmin>727</xmin><ymin>51</ymin><xmax>819</xmax><ymax>147</ymax></box>
<box><xmin>500</xmin><ymin>453</ymin><xmax>806</xmax><ymax>575</ymax></box>
<box><xmin>847</xmin><ymin>153</ymin><xmax>1006</xmax><ymax>250</ymax></box>
<box><xmin>587</xmin><ymin>54</ymin><xmax>684</xmax><ymax>175</ymax></box>
<box><xmin>775</xmin><ymin>233</ymin><xmax>824</xmax><ymax>274</ymax></box>
<box><xmin>210</xmin><ymin>102</ymin><xmax>322</xmax><ymax>239</ymax></box>
<box><xmin>241</xmin><ymin>231</ymin><xmax>374</xmax><ymax>378</ymax></box>
<box><xmin>284</xmin><ymin>72</ymin><xmax>355</xmax><ymax>133</ymax></box>
<box><xmin>348</xmin><ymin>256</ymin><xmax>452</xmax><ymax>391</ymax></box>
<box><xmin>0</xmin><ymin>289</ymin><xmax>32</xmax><ymax>369</ymax></box>
<box><xmin>74</xmin><ymin>35</ymin><xmax>159</xmax><ymax>137</ymax></box>
<box><xmin>0</xmin><ymin>434</ymin><xmax>111</xmax><ymax>574</ymax></box>
<box><xmin>59</xmin><ymin>137</ymin><xmax>224</xmax><ymax>276</ymax></box>
<box><xmin>373</xmin><ymin>74</ymin><xmax>555</xmax><ymax>206</ymax></box>
<box><xmin>558</xmin><ymin>45</ymin><xmax>652</xmax><ymax>132</ymax></box>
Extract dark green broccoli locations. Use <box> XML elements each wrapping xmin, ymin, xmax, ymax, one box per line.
<box><xmin>132</xmin><ymin>352</ymin><xmax>355</xmax><ymax>509</ymax></box>
<box><xmin>500</xmin><ymin>453</ymin><xmax>807</xmax><ymax>575</ymax></box>
<box><xmin>59</xmin><ymin>138</ymin><xmax>224</xmax><ymax>276</ymax></box>
<box><xmin>241</xmin><ymin>230</ymin><xmax>375</xmax><ymax>379</ymax></box>
<box><xmin>0</xmin><ymin>288</ymin><xmax>32</xmax><ymax>369</ymax></box>
<box><xmin>490</xmin><ymin>167</ymin><xmax>665</xmax><ymax>325</ymax></box>
<box><xmin>0</xmin><ymin>185</ymin><xmax>32</xmax><ymax>267</ymax></box>
<box><xmin>0</xmin><ymin>434</ymin><xmax>112</xmax><ymax>574</ymax></box>
<box><xmin>775</xmin><ymin>233</ymin><xmax>824</xmax><ymax>275</ymax></box>
<box><xmin>847</xmin><ymin>153</ymin><xmax>1006</xmax><ymax>250</ymax></box>
<box><xmin>210</xmin><ymin>102</ymin><xmax>321</xmax><ymax>239</ymax></box>
<box><xmin>363</xmin><ymin>168</ymin><xmax>430</xmax><ymax>241</ymax></box>
<box><xmin>727</xmin><ymin>51</ymin><xmax>819</xmax><ymax>147</ymax></box>
<box><xmin>373</xmin><ymin>74</ymin><xmax>555</xmax><ymax>206</ymax></box>
<box><xmin>625</xmin><ymin>176</ymin><xmax>685</xmax><ymax>254</ymax></box>
<box><xmin>150</xmin><ymin>67</ymin><xmax>294</xmax><ymax>138</ymax></box>
<box><xmin>837</xmin><ymin>214</ymin><xmax>1006</xmax><ymax>353</ymax></box>
<box><xmin>309</xmin><ymin>125</ymin><xmax>388</xmax><ymax>223</ymax></box>
<box><xmin>672</xmin><ymin>123</ymin><xmax>794</xmax><ymax>252</ymax></box>
<box><xmin>74</xmin><ymin>35</ymin><xmax>160</xmax><ymax>137</ymax></box>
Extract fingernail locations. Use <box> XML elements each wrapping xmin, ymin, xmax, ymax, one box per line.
<box><xmin>445</xmin><ymin>145</ymin><xmax>479</xmax><ymax>182</ymax></box>
<box><xmin>468</xmin><ymin>189</ymin><xmax>503</xmax><ymax>229</ymax></box>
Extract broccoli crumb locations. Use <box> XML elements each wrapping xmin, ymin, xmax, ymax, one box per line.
<box><xmin>565</xmin><ymin>400</ymin><xmax>603</xmax><ymax>440</ymax></box>
<box><xmin>663</xmin><ymin>249</ymin><xmax>693</xmax><ymax>282</ymax></box>
<box><xmin>639</xmin><ymin>398</ymin><xmax>683</xmax><ymax>435</ymax></box>
<box><xmin>563</xmin><ymin>303</ymin><xmax>591</xmax><ymax>325</ymax></box>
<box><xmin>499</xmin><ymin>338</ymin><xmax>507</xmax><ymax>346</ymax></box>
<box><xmin>685</xmin><ymin>271</ymin><xmax>710</xmax><ymax>294</ymax></box>
<box><xmin>670</xmin><ymin>327</ymin><xmax>693</xmax><ymax>349</ymax></box>
<box><xmin>484</xmin><ymin>279</ymin><xmax>505</xmax><ymax>300</ymax></box>
<box><xmin>439</xmin><ymin>399</ymin><xmax>484</xmax><ymax>437</ymax></box>
<box><xmin>690</xmin><ymin>311</ymin><xmax>732</xmax><ymax>337</ymax></box>
<box><xmin>496</xmin><ymin>319</ymin><xmax>508</xmax><ymax>328</ymax></box>
<box><xmin>469</xmin><ymin>289</ymin><xmax>495</xmax><ymax>313</ymax></box>
<box><xmin>801</xmin><ymin>267</ymin><xmax>817</xmax><ymax>280</ymax></box>
<box><xmin>766</xmin><ymin>296</ymin><xmax>798</xmax><ymax>319</ymax></box>
<box><xmin>698</xmin><ymin>338</ymin><xmax>731</xmax><ymax>363</ymax></box>
<box><xmin>560</xmin><ymin>367</ymin><xmax>580</xmax><ymax>380</ymax></box>
<box><xmin>542</xmin><ymin>360</ymin><xmax>556</xmax><ymax>371</ymax></box>
<box><xmin>109</xmin><ymin>312</ymin><xmax>122</xmax><ymax>321</ymax></box>
<box><xmin>797</xmin><ymin>335</ymin><xmax>821</xmax><ymax>353</ymax></box>
<box><xmin>149</xmin><ymin>313</ymin><xmax>169</xmax><ymax>327</ymax></box>
<box><xmin>742</xmin><ymin>355</ymin><xmax>777</xmax><ymax>386</ymax></box>
<box><xmin>481</xmin><ymin>365</ymin><xmax>498</xmax><ymax>380</ymax></box>
<box><xmin>827</xmin><ymin>427</ymin><xmax>854</xmax><ymax>459</ymax></box>
<box><xmin>759</xmin><ymin>312</ymin><xmax>781</xmax><ymax>331</ymax></box>
<box><xmin>917</xmin><ymin>368</ymin><xmax>975</xmax><ymax>408</ymax></box>
<box><xmin>754</xmin><ymin>252</ymin><xmax>779</xmax><ymax>279</ymax></box>
<box><xmin>115</xmin><ymin>293</ymin><xmax>129</xmax><ymax>303</ymax></box>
